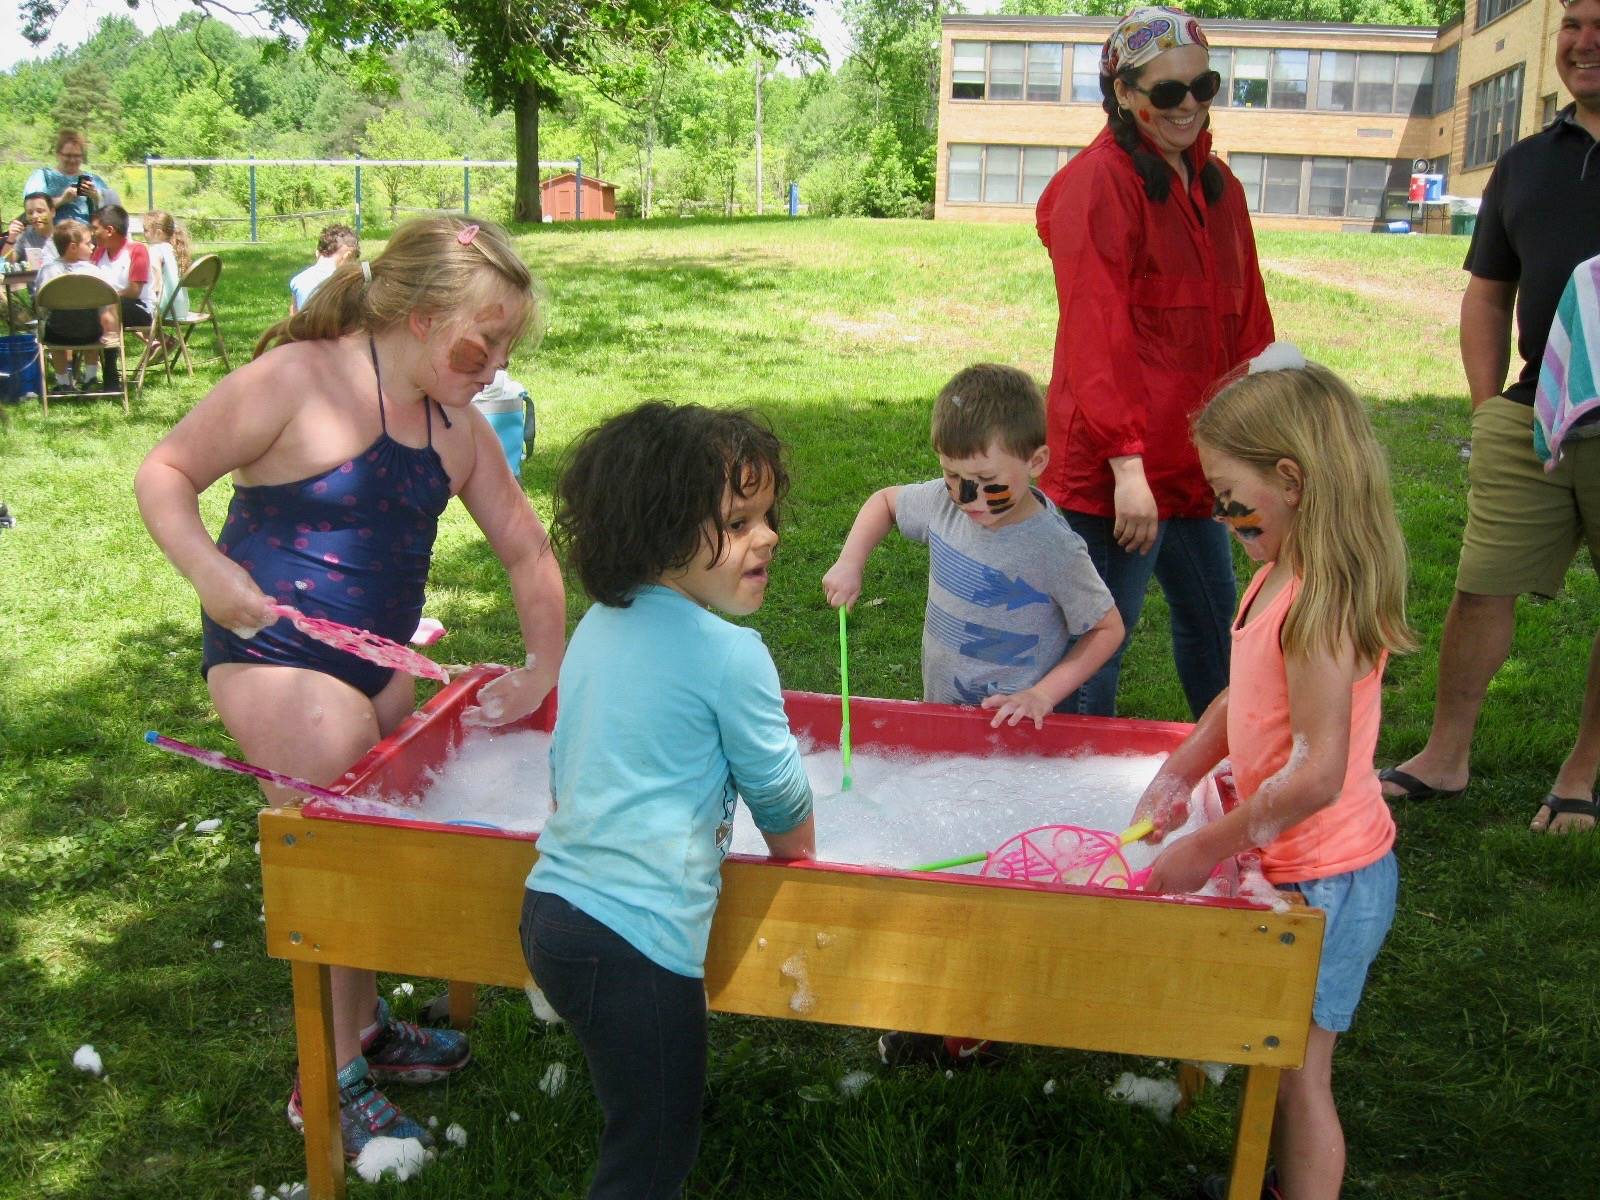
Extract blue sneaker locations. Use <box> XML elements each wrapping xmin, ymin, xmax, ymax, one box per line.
<box><xmin>286</xmin><ymin>1055</ymin><xmax>435</xmax><ymax>1162</ymax></box>
<box><xmin>362</xmin><ymin>996</ymin><xmax>471</xmax><ymax>1084</ymax></box>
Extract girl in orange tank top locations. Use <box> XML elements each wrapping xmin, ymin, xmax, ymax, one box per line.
<box><xmin>1128</xmin><ymin>347</ymin><xmax>1413</xmax><ymax>1200</ymax></box>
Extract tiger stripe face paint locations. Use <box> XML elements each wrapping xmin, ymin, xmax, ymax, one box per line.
<box><xmin>982</xmin><ymin>483</ymin><xmax>1015</xmax><ymax>513</ymax></box>
<box><xmin>1212</xmin><ymin>496</ymin><xmax>1262</xmax><ymax>539</ymax></box>
<box><xmin>937</xmin><ymin>440</ymin><xmax>1050</xmax><ymax>530</ymax></box>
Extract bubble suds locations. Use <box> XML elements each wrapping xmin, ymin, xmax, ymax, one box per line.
<box><xmin>780</xmin><ymin>953</ymin><xmax>816</xmax><ymax>1015</ymax></box>
<box><xmin>814</xmin><ymin>931</ymin><xmax>834</xmax><ymax>947</ymax></box>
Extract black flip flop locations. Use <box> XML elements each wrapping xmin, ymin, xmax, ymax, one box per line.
<box><xmin>1378</xmin><ymin>766</ymin><xmax>1467</xmax><ymax>802</ymax></box>
<box><xmin>1532</xmin><ymin>793</ymin><xmax>1600</xmax><ymax>831</ymax></box>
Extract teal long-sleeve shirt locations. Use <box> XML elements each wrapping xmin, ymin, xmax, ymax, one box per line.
<box><xmin>527</xmin><ymin>585</ymin><xmax>813</xmax><ymax>978</ymax></box>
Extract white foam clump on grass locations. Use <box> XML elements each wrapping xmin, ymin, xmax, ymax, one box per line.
<box><xmin>72</xmin><ymin>1045</ymin><xmax>102</xmax><ymax>1076</ymax></box>
<box><xmin>273</xmin><ymin>1185</ymin><xmax>307</xmax><ymax>1200</ymax></box>
<box><xmin>353</xmin><ymin>1137</ymin><xmax>431</xmax><ymax>1183</ymax></box>
<box><xmin>444</xmin><ymin>1122</ymin><xmax>468</xmax><ymax>1148</ymax></box>
<box><xmin>837</xmin><ymin>1070</ymin><xmax>873</xmax><ymax>1097</ymax></box>
<box><xmin>247</xmin><ymin>1187</ymin><xmax>267</xmax><ymax>1200</ymax></box>
<box><xmin>194</xmin><ymin>818</ymin><xmax>222</xmax><ymax>834</ymax></box>
<box><xmin>524</xmin><ymin>979</ymin><xmax>562</xmax><ymax>1024</ymax></box>
<box><xmin>392</xmin><ymin>982</ymin><xmax>415</xmax><ymax>998</ymax></box>
<box><xmin>1107</xmin><ymin>1072</ymin><xmax>1182</xmax><ymax>1122</ymax></box>
<box><xmin>508</xmin><ymin>1110</ymin><xmax>521</xmax><ymax>1123</ymax></box>
<box><xmin>1043</xmin><ymin>1078</ymin><xmax>1057</xmax><ymax>1096</ymax></box>
<box><xmin>539</xmin><ymin>1063</ymin><xmax>567</xmax><ymax>1096</ymax></box>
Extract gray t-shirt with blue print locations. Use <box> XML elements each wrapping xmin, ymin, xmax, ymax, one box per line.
<box><xmin>896</xmin><ymin>479</ymin><xmax>1113</xmax><ymax>705</ymax></box>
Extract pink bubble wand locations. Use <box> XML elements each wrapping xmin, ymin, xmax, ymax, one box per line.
<box><xmin>144</xmin><ymin>731</ymin><xmax>422</xmax><ymax>818</ymax></box>
<box><xmin>268</xmin><ymin>603</ymin><xmax>450</xmax><ymax>683</ymax></box>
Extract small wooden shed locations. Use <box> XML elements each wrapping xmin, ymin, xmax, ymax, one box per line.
<box><xmin>539</xmin><ymin>172</ymin><xmax>617</xmax><ymax>221</ymax></box>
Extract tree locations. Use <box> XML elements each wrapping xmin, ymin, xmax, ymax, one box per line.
<box><xmin>358</xmin><ymin>107</ymin><xmax>457</xmax><ymax>220</ymax></box>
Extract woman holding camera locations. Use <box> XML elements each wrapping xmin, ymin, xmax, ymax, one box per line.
<box><xmin>24</xmin><ymin>129</ymin><xmax>120</xmax><ymax>225</ymax></box>
<box><xmin>1034</xmin><ymin>5</ymin><xmax>1274</xmax><ymax>720</ymax></box>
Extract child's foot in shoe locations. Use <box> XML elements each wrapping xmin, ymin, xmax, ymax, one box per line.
<box><xmin>286</xmin><ymin>1055</ymin><xmax>434</xmax><ymax>1162</ymax></box>
<box><xmin>362</xmin><ymin>996</ymin><xmax>470</xmax><ymax>1084</ymax></box>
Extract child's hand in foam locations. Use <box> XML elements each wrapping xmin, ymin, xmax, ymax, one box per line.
<box><xmin>980</xmin><ymin>687</ymin><xmax>1053</xmax><ymax>730</ymax></box>
<box><xmin>462</xmin><ymin>655</ymin><xmax>555</xmax><ymax>727</ymax></box>
<box><xmin>1131</xmin><ymin>773</ymin><xmax>1193</xmax><ymax>844</ymax></box>
<box><xmin>1140</xmin><ymin>831</ymin><xmax>1219</xmax><ymax>895</ymax></box>
<box><xmin>821</xmin><ymin>560</ymin><xmax>863</xmax><ymax>609</ymax></box>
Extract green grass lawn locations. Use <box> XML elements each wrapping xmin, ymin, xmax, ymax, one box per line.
<box><xmin>2</xmin><ymin>218</ymin><xmax>1596</xmax><ymax>1200</ymax></box>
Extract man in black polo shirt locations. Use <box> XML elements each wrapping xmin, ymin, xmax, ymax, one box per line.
<box><xmin>1381</xmin><ymin>0</ymin><xmax>1600</xmax><ymax>833</ymax></box>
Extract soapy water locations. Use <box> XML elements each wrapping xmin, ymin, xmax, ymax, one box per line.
<box><xmin>340</xmin><ymin>729</ymin><xmax>1214</xmax><ymax>877</ymax></box>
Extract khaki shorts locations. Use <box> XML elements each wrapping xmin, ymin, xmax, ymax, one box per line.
<box><xmin>1457</xmin><ymin>395</ymin><xmax>1600</xmax><ymax>597</ymax></box>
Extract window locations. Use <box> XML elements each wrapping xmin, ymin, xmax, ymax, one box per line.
<box><xmin>1477</xmin><ymin>0</ymin><xmax>1528</xmax><ymax>28</ymax></box>
<box><xmin>1309</xmin><ymin>157</ymin><xmax>1349</xmax><ymax>216</ymax></box>
<box><xmin>952</xmin><ymin>42</ymin><xmax>986</xmax><ymax>100</ymax></box>
<box><xmin>1346</xmin><ymin>160</ymin><xmax>1390</xmax><ymax>219</ymax></box>
<box><xmin>1270</xmin><ymin>50</ymin><xmax>1309</xmax><ymax>110</ymax></box>
<box><xmin>990</xmin><ymin>43</ymin><xmax>1025</xmax><ymax>101</ymax></box>
<box><xmin>1230</xmin><ymin>153</ymin><xmax>1263</xmax><ymax>209</ymax></box>
<box><xmin>1465</xmin><ymin>64</ymin><xmax>1524</xmax><ymax>168</ymax></box>
<box><xmin>1356</xmin><ymin>53</ymin><xmax>1395</xmax><ymax>113</ymax></box>
<box><xmin>1542</xmin><ymin>92</ymin><xmax>1559</xmax><ymax>125</ymax></box>
<box><xmin>1022</xmin><ymin>147</ymin><xmax>1059</xmax><ymax>203</ymax></box>
<box><xmin>1318</xmin><ymin>51</ymin><xmax>1356</xmax><ymax>111</ymax></box>
<box><xmin>1395</xmin><ymin>56</ymin><xmax>1432</xmax><ymax>115</ymax></box>
<box><xmin>948</xmin><ymin>145</ymin><xmax>1078</xmax><ymax>204</ymax></box>
<box><xmin>1071</xmin><ymin>44</ymin><xmax>1101</xmax><ymax>102</ymax></box>
<box><xmin>1027</xmin><ymin>43</ymin><xmax>1063</xmax><ymax>102</ymax></box>
<box><xmin>1262</xmin><ymin>156</ymin><xmax>1302</xmax><ymax>214</ymax></box>
<box><xmin>948</xmin><ymin>144</ymin><xmax>982</xmax><ymax>200</ymax></box>
<box><xmin>1433</xmin><ymin>44</ymin><xmax>1458</xmax><ymax>115</ymax></box>
<box><xmin>1233</xmin><ymin>49</ymin><xmax>1269</xmax><ymax>108</ymax></box>
<box><xmin>1209</xmin><ymin>48</ymin><xmax>1231</xmax><ymax>107</ymax></box>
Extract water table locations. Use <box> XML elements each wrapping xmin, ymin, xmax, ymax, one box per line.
<box><xmin>260</xmin><ymin>666</ymin><xmax>1323</xmax><ymax>1199</ymax></box>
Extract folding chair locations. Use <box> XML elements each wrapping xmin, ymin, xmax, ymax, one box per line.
<box><xmin>164</xmin><ymin>254</ymin><xmax>230</xmax><ymax>375</ymax></box>
<box><xmin>131</xmin><ymin>271</ymin><xmax>183</xmax><ymax>396</ymax></box>
<box><xmin>34</xmin><ymin>273</ymin><xmax>129</xmax><ymax>415</ymax></box>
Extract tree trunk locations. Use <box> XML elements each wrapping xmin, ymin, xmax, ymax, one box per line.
<box><xmin>514</xmin><ymin>77</ymin><xmax>542</xmax><ymax>223</ymax></box>
<box><xmin>644</xmin><ymin>114</ymin><xmax>656</xmax><ymax>221</ymax></box>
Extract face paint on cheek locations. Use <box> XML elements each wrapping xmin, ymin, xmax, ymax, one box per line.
<box><xmin>982</xmin><ymin>483</ymin><xmax>1014</xmax><ymax>513</ymax></box>
<box><xmin>447</xmin><ymin>337</ymin><xmax>490</xmax><ymax>376</ymax></box>
<box><xmin>1138</xmin><ymin>109</ymin><xmax>1151</xmax><ymax>123</ymax></box>
<box><xmin>950</xmin><ymin>478</ymin><xmax>979</xmax><ymax>505</ymax></box>
<box><xmin>1212</xmin><ymin>497</ymin><xmax>1263</xmax><ymax>540</ymax></box>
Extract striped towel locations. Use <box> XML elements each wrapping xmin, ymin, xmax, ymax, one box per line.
<box><xmin>1534</xmin><ymin>254</ymin><xmax>1600</xmax><ymax>471</ymax></box>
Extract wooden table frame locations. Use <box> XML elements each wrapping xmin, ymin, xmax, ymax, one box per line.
<box><xmin>262</xmin><ymin>806</ymin><xmax>1321</xmax><ymax>1200</ymax></box>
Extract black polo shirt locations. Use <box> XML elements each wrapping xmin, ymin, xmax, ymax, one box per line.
<box><xmin>1465</xmin><ymin>105</ymin><xmax>1600</xmax><ymax>405</ymax></box>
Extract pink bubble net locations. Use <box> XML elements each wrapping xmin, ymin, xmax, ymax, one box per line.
<box><xmin>980</xmin><ymin>824</ymin><xmax>1149</xmax><ymax>890</ymax></box>
<box><xmin>269</xmin><ymin>603</ymin><xmax>450</xmax><ymax>683</ymax></box>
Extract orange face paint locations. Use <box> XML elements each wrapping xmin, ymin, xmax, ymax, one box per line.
<box><xmin>981</xmin><ymin>483</ymin><xmax>1014</xmax><ymax>514</ymax></box>
<box><xmin>1212</xmin><ymin>497</ymin><xmax>1262</xmax><ymax>540</ymax></box>
<box><xmin>448</xmin><ymin>336</ymin><xmax>489</xmax><ymax>376</ymax></box>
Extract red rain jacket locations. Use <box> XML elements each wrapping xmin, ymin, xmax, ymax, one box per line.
<box><xmin>1035</xmin><ymin>124</ymin><xmax>1274</xmax><ymax>519</ymax></box>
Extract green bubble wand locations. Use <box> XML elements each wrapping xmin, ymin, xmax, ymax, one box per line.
<box><xmin>838</xmin><ymin>605</ymin><xmax>853</xmax><ymax>792</ymax></box>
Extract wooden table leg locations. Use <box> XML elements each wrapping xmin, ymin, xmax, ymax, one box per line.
<box><xmin>1226</xmin><ymin>1064</ymin><xmax>1280</xmax><ymax>1200</ymax></box>
<box><xmin>1177</xmin><ymin>1061</ymin><xmax>1208</xmax><ymax>1116</ymax></box>
<box><xmin>447</xmin><ymin>980</ymin><xmax>478</xmax><ymax>1030</ymax></box>
<box><xmin>291</xmin><ymin>960</ymin><xmax>346</xmax><ymax>1200</ymax></box>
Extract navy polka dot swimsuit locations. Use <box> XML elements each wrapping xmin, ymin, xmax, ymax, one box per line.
<box><xmin>201</xmin><ymin>340</ymin><xmax>453</xmax><ymax>697</ymax></box>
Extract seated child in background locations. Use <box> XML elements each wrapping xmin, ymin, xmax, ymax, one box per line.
<box><xmin>524</xmin><ymin>401</ymin><xmax>815</xmax><ymax>1200</ymax></box>
<box><xmin>5</xmin><ymin>193</ymin><xmax>56</xmax><ymax>266</ymax></box>
<box><xmin>1131</xmin><ymin>348</ymin><xmax>1409</xmax><ymax>1200</ymax></box>
<box><xmin>89</xmin><ymin>204</ymin><xmax>153</xmax><ymax>391</ymax></box>
<box><xmin>824</xmin><ymin>362</ymin><xmax>1123</xmax><ymax>728</ymax></box>
<box><xmin>290</xmin><ymin>223</ymin><xmax>359</xmax><ymax>314</ymax></box>
<box><xmin>142</xmin><ymin>210</ymin><xmax>191</xmax><ymax>321</ymax></box>
<box><xmin>36</xmin><ymin>220</ymin><xmax>116</xmax><ymax>392</ymax></box>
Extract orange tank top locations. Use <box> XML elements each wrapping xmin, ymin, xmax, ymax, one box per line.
<box><xmin>1227</xmin><ymin>567</ymin><xmax>1395</xmax><ymax>884</ymax></box>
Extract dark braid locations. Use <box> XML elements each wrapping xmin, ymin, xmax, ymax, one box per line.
<box><xmin>1100</xmin><ymin>71</ymin><xmax>1224</xmax><ymax>206</ymax></box>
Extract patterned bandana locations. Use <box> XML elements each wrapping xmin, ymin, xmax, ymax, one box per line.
<box><xmin>1101</xmin><ymin>6</ymin><xmax>1209</xmax><ymax>78</ymax></box>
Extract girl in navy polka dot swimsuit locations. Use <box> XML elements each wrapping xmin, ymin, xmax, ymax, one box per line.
<box><xmin>135</xmin><ymin>217</ymin><xmax>566</xmax><ymax>1158</ymax></box>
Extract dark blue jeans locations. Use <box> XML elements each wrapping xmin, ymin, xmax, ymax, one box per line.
<box><xmin>1061</xmin><ymin>513</ymin><xmax>1236</xmax><ymax>718</ymax></box>
<box><xmin>521</xmin><ymin>889</ymin><xmax>707</xmax><ymax>1200</ymax></box>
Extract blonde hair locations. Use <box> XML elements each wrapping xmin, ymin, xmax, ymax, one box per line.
<box><xmin>50</xmin><ymin>219</ymin><xmax>88</xmax><ymax>257</ymax></box>
<box><xmin>931</xmin><ymin>363</ymin><xmax>1047</xmax><ymax>460</ymax></box>
<box><xmin>1194</xmin><ymin>363</ymin><xmax>1414</xmax><ymax>663</ymax></box>
<box><xmin>253</xmin><ymin>215</ymin><xmax>537</xmax><ymax>359</ymax></box>
<box><xmin>143</xmin><ymin>210</ymin><xmax>191</xmax><ymax>275</ymax></box>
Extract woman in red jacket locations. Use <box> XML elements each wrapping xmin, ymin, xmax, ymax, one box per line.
<box><xmin>1036</xmin><ymin>5</ymin><xmax>1273</xmax><ymax>718</ymax></box>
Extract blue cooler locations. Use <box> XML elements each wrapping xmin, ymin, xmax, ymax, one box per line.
<box><xmin>471</xmin><ymin>371</ymin><xmax>534</xmax><ymax>476</ymax></box>
<box><xmin>0</xmin><ymin>334</ymin><xmax>41</xmax><ymax>403</ymax></box>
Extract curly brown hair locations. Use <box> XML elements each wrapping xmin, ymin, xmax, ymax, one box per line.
<box><xmin>553</xmin><ymin>402</ymin><xmax>789</xmax><ymax>608</ymax></box>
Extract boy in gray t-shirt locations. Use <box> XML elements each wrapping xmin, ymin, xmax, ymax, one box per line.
<box><xmin>824</xmin><ymin>363</ymin><xmax>1122</xmax><ymax>728</ymax></box>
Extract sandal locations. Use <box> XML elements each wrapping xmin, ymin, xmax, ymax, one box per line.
<box><xmin>1378</xmin><ymin>766</ymin><xmax>1467</xmax><ymax>802</ymax></box>
<box><xmin>1531</xmin><ymin>793</ymin><xmax>1599</xmax><ymax>833</ymax></box>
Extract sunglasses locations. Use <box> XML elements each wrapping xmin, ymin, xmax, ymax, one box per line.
<box><xmin>1131</xmin><ymin>70</ymin><xmax>1222</xmax><ymax>110</ymax></box>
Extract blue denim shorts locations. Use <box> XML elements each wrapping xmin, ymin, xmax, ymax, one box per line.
<box><xmin>1279</xmin><ymin>850</ymin><xmax>1398</xmax><ymax>1033</ymax></box>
